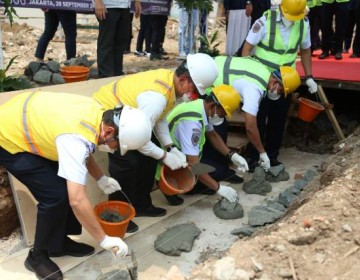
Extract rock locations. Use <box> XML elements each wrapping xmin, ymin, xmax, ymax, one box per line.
<box><xmin>342</xmin><ymin>224</ymin><xmax>352</xmax><ymax>232</ymax></box>
<box><xmin>52</xmin><ymin>73</ymin><xmax>65</xmax><ymax>84</ymax></box>
<box><xmin>213</xmin><ymin>198</ymin><xmax>244</xmax><ymax>220</ymax></box>
<box><xmin>278</xmin><ymin>268</ymin><xmax>292</xmax><ymax>278</ymax></box>
<box><xmin>212</xmin><ymin>257</ymin><xmax>236</xmax><ymax>280</ymax></box>
<box><xmin>252</xmin><ymin>167</ymin><xmax>266</xmax><ymax>182</ymax></box>
<box><xmin>293</xmin><ymin>179</ymin><xmax>308</xmax><ymax>190</ymax></box>
<box><xmin>243</xmin><ymin>180</ymin><xmax>272</xmax><ymax>195</ymax></box>
<box><xmin>33</xmin><ymin>69</ymin><xmax>52</xmax><ymax>84</ymax></box>
<box><xmin>265</xmin><ymin>200</ymin><xmax>286</xmax><ymax>212</ymax></box>
<box><xmin>266</xmin><ymin>170</ymin><xmax>290</xmax><ymax>182</ymax></box>
<box><xmin>267</xmin><ymin>164</ymin><xmax>285</xmax><ymax>177</ymax></box>
<box><xmin>154</xmin><ymin>223</ymin><xmax>201</xmax><ymax>256</ymax></box>
<box><xmin>230</xmin><ymin>226</ymin><xmax>258</xmax><ymax>237</ymax></box>
<box><xmin>277</xmin><ymin>190</ymin><xmax>297</xmax><ymax>207</ymax></box>
<box><xmin>248</xmin><ymin>206</ymin><xmax>284</xmax><ymax>226</ymax></box>
<box><xmin>303</xmin><ymin>169</ymin><xmax>318</xmax><ymax>181</ymax></box>
<box><xmin>47</xmin><ymin>60</ymin><xmax>60</xmax><ymax>72</ymax></box>
<box><xmin>287</xmin><ymin>231</ymin><xmax>318</xmax><ymax>245</ymax></box>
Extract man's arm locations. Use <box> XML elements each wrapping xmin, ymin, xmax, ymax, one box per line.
<box><xmin>300</xmin><ymin>47</ymin><xmax>312</xmax><ymax>76</ymax></box>
<box><xmin>94</xmin><ymin>0</ymin><xmax>107</xmax><ymax>20</ymax></box>
<box><xmin>205</xmin><ymin>130</ymin><xmax>231</xmax><ymax>156</ymax></box>
<box><xmin>187</xmin><ymin>155</ymin><xmax>219</xmax><ymax>191</ymax></box>
<box><xmin>87</xmin><ymin>154</ymin><xmax>103</xmax><ymax>181</ymax></box>
<box><xmin>242</xmin><ymin>41</ymin><xmax>255</xmax><ymax>56</ymax></box>
<box><xmin>67</xmin><ymin>181</ymin><xmax>106</xmax><ymax>242</ymax></box>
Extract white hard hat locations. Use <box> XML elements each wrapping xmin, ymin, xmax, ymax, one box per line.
<box><xmin>116</xmin><ymin>106</ymin><xmax>152</xmax><ymax>156</ymax></box>
<box><xmin>186</xmin><ymin>53</ymin><xmax>219</xmax><ymax>96</ymax></box>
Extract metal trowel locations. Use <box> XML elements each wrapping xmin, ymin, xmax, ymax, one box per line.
<box><xmin>189</xmin><ymin>162</ymin><xmax>215</xmax><ymax>175</ymax></box>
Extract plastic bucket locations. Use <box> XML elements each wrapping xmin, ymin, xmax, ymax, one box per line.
<box><xmin>94</xmin><ymin>201</ymin><xmax>135</xmax><ymax>238</ymax></box>
<box><xmin>60</xmin><ymin>66</ymin><xmax>89</xmax><ymax>76</ymax></box>
<box><xmin>62</xmin><ymin>73</ymin><xmax>88</xmax><ymax>83</ymax></box>
<box><xmin>159</xmin><ymin>165</ymin><xmax>196</xmax><ymax>195</ymax></box>
<box><xmin>298</xmin><ymin>97</ymin><xmax>325</xmax><ymax>123</ymax></box>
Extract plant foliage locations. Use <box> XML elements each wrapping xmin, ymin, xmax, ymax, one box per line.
<box><xmin>3</xmin><ymin>0</ymin><xmax>18</xmax><ymax>25</ymax></box>
<box><xmin>175</xmin><ymin>0</ymin><xmax>214</xmax><ymax>13</ymax></box>
<box><xmin>198</xmin><ymin>30</ymin><xmax>221</xmax><ymax>57</ymax></box>
<box><xmin>0</xmin><ymin>56</ymin><xmax>34</xmax><ymax>92</ymax></box>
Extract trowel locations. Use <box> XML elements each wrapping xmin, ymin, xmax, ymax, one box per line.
<box><xmin>189</xmin><ymin>162</ymin><xmax>215</xmax><ymax>175</ymax></box>
<box><xmin>103</xmin><ymin>247</ymin><xmax>138</xmax><ymax>280</ymax></box>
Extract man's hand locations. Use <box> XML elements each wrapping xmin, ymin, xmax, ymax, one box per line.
<box><xmin>306</xmin><ymin>77</ymin><xmax>318</xmax><ymax>94</ymax></box>
<box><xmin>230</xmin><ymin>153</ymin><xmax>249</xmax><ymax>172</ymax></box>
<box><xmin>97</xmin><ymin>176</ymin><xmax>121</xmax><ymax>194</ymax></box>
<box><xmin>217</xmin><ymin>185</ymin><xmax>238</xmax><ymax>203</ymax></box>
<box><xmin>94</xmin><ymin>0</ymin><xmax>107</xmax><ymax>20</ymax></box>
<box><xmin>245</xmin><ymin>3</ymin><xmax>253</xmax><ymax>17</ymax></box>
<box><xmin>259</xmin><ymin>152</ymin><xmax>271</xmax><ymax>171</ymax></box>
<box><xmin>162</xmin><ymin>152</ymin><xmax>183</xmax><ymax>170</ymax></box>
<box><xmin>169</xmin><ymin>147</ymin><xmax>188</xmax><ymax>168</ymax></box>
<box><xmin>100</xmin><ymin>235</ymin><xmax>128</xmax><ymax>257</ymax></box>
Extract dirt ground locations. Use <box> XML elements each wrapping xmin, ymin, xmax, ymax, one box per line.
<box><xmin>2</xmin><ymin>16</ymin><xmax>360</xmax><ymax>280</ymax></box>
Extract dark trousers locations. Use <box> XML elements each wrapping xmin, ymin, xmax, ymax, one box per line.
<box><xmin>321</xmin><ymin>2</ymin><xmax>350</xmax><ymax>54</ymax></box>
<box><xmin>0</xmin><ymin>147</ymin><xmax>81</xmax><ymax>253</ymax></box>
<box><xmin>251</xmin><ymin>0</ymin><xmax>271</xmax><ymax>26</ymax></box>
<box><xmin>149</xmin><ymin>14</ymin><xmax>165</xmax><ymax>54</ymax></box>
<box><xmin>199</xmin><ymin>10</ymin><xmax>207</xmax><ymax>49</ymax></box>
<box><xmin>344</xmin><ymin>0</ymin><xmax>357</xmax><ymax>50</ymax></box>
<box><xmin>246</xmin><ymin>94</ymin><xmax>291</xmax><ymax>163</ymax></box>
<box><xmin>35</xmin><ymin>9</ymin><xmax>77</xmax><ymax>60</ymax></box>
<box><xmin>108</xmin><ymin>135</ymin><xmax>158</xmax><ymax>212</ymax></box>
<box><xmin>352</xmin><ymin>0</ymin><xmax>360</xmax><ymax>53</ymax></box>
<box><xmin>159</xmin><ymin>15</ymin><xmax>168</xmax><ymax>48</ymax></box>
<box><xmin>97</xmin><ymin>8</ymin><xmax>130</xmax><ymax>78</ymax></box>
<box><xmin>136</xmin><ymin>14</ymin><xmax>152</xmax><ymax>52</ymax></box>
<box><xmin>308</xmin><ymin>6</ymin><xmax>322</xmax><ymax>52</ymax></box>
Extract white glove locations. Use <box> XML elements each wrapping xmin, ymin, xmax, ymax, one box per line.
<box><xmin>259</xmin><ymin>152</ymin><xmax>271</xmax><ymax>171</ymax></box>
<box><xmin>169</xmin><ymin>147</ymin><xmax>188</xmax><ymax>168</ymax></box>
<box><xmin>99</xmin><ymin>235</ymin><xmax>128</xmax><ymax>257</ymax></box>
<box><xmin>97</xmin><ymin>176</ymin><xmax>121</xmax><ymax>195</ymax></box>
<box><xmin>162</xmin><ymin>152</ymin><xmax>183</xmax><ymax>170</ymax></box>
<box><xmin>217</xmin><ymin>185</ymin><xmax>238</xmax><ymax>203</ymax></box>
<box><xmin>230</xmin><ymin>153</ymin><xmax>249</xmax><ymax>172</ymax></box>
<box><xmin>305</xmin><ymin>77</ymin><xmax>318</xmax><ymax>94</ymax></box>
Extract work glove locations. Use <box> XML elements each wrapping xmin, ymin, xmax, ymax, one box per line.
<box><xmin>259</xmin><ymin>152</ymin><xmax>271</xmax><ymax>172</ymax></box>
<box><xmin>217</xmin><ymin>185</ymin><xmax>238</xmax><ymax>203</ymax></box>
<box><xmin>163</xmin><ymin>152</ymin><xmax>183</xmax><ymax>170</ymax></box>
<box><xmin>169</xmin><ymin>147</ymin><xmax>188</xmax><ymax>168</ymax></box>
<box><xmin>230</xmin><ymin>153</ymin><xmax>249</xmax><ymax>173</ymax></box>
<box><xmin>97</xmin><ymin>176</ymin><xmax>121</xmax><ymax>195</ymax></box>
<box><xmin>99</xmin><ymin>235</ymin><xmax>128</xmax><ymax>257</ymax></box>
<box><xmin>305</xmin><ymin>77</ymin><xmax>318</xmax><ymax>94</ymax></box>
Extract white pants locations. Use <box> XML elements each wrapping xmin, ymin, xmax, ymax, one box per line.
<box><xmin>226</xmin><ymin>9</ymin><xmax>251</xmax><ymax>56</ymax></box>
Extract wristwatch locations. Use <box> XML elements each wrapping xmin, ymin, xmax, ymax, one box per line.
<box><xmin>246</xmin><ymin>1</ymin><xmax>252</xmax><ymax>5</ymax></box>
<box><xmin>166</xmin><ymin>145</ymin><xmax>176</xmax><ymax>152</ymax></box>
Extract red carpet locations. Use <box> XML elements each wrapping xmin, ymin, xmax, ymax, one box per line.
<box><xmin>296</xmin><ymin>50</ymin><xmax>360</xmax><ymax>82</ymax></box>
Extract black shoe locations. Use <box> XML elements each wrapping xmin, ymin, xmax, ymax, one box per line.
<box><xmin>164</xmin><ymin>194</ymin><xmax>184</xmax><ymax>206</ymax></box>
<box><xmin>318</xmin><ymin>51</ymin><xmax>329</xmax><ymax>59</ymax></box>
<box><xmin>270</xmin><ymin>159</ymin><xmax>283</xmax><ymax>167</ymax></box>
<box><xmin>247</xmin><ymin>159</ymin><xmax>259</xmax><ymax>173</ymax></box>
<box><xmin>224</xmin><ymin>174</ymin><xmax>244</xmax><ymax>183</ymax></box>
<box><xmin>150</xmin><ymin>53</ymin><xmax>169</xmax><ymax>61</ymax></box>
<box><xmin>25</xmin><ymin>249</ymin><xmax>63</xmax><ymax>280</ymax></box>
<box><xmin>335</xmin><ymin>53</ymin><xmax>343</xmax><ymax>60</ymax></box>
<box><xmin>134</xmin><ymin>50</ymin><xmax>145</xmax><ymax>57</ymax></box>
<box><xmin>159</xmin><ymin>47</ymin><xmax>168</xmax><ymax>55</ymax></box>
<box><xmin>126</xmin><ymin>220</ymin><xmax>139</xmax><ymax>233</ymax></box>
<box><xmin>136</xmin><ymin>206</ymin><xmax>167</xmax><ymax>217</ymax></box>
<box><xmin>350</xmin><ymin>53</ymin><xmax>360</xmax><ymax>58</ymax></box>
<box><xmin>185</xmin><ymin>184</ymin><xmax>216</xmax><ymax>195</ymax></box>
<box><xmin>124</xmin><ymin>49</ymin><xmax>131</xmax><ymax>55</ymax></box>
<box><xmin>48</xmin><ymin>237</ymin><xmax>94</xmax><ymax>257</ymax></box>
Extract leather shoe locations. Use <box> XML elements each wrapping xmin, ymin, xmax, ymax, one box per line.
<box><xmin>335</xmin><ymin>53</ymin><xmax>343</xmax><ymax>60</ymax></box>
<box><xmin>48</xmin><ymin>237</ymin><xmax>94</xmax><ymax>257</ymax></box>
<box><xmin>164</xmin><ymin>194</ymin><xmax>184</xmax><ymax>206</ymax></box>
<box><xmin>350</xmin><ymin>53</ymin><xmax>360</xmax><ymax>58</ymax></box>
<box><xmin>126</xmin><ymin>220</ymin><xmax>139</xmax><ymax>233</ymax></box>
<box><xmin>223</xmin><ymin>174</ymin><xmax>244</xmax><ymax>183</ymax></box>
<box><xmin>136</xmin><ymin>206</ymin><xmax>167</xmax><ymax>217</ymax></box>
<box><xmin>270</xmin><ymin>159</ymin><xmax>283</xmax><ymax>167</ymax></box>
<box><xmin>318</xmin><ymin>52</ymin><xmax>329</xmax><ymax>59</ymax></box>
<box><xmin>25</xmin><ymin>249</ymin><xmax>63</xmax><ymax>280</ymax></box>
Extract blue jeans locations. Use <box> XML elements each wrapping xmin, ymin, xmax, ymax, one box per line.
<box><xmin>35</xmin><ymin>9</ymin><xmax>77</xmax><ymax>60</ymax></box>
<box><xmin>178</xmin><ymin>8</ymin><xmax>198</xmax><ymax>55</ymax></box>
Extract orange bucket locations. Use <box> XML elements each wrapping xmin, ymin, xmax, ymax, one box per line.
<box><xmin>94</xmin><ymin>201</ymin><xmax>135</xmax><ymax>238</ymax></box>
<box><xmin>62</xmin><ymin>73</ymin><xmax>88</xmax><ymax>83</ymax></box>
<box><xmin>159</xmin><ymin>165</ymin><xmax>196</xmax><ymax>195</ymax></box>
<box><xmin>60</xmin><ymin>65</ymin><xmax>89</xmax><ymax>76</ymax></box>
<box><xmin>297</xmin><ymin>97</ymin><xmax>325</xmax><ymax>123</ymax></box>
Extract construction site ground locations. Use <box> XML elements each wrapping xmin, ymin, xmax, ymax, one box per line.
<box><xmin>1</xmin><ymin>9</ymin><xmax>360</xmax><ymax>280</ymax></box>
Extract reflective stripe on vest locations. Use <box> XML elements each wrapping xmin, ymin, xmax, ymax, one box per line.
<box><xmin>254</xmin><ymin>10</ymin><xmax>305</xmax><ymax>70</ymax></box>
<box><xmin>22</xmin><ymin>92</ymin><xmax>43</xmax><ymax>156</ymax></box>
<box><xmin>222</xmin><ymin>56</ymin><xmax>268</xmax><ymax>89</ymax></box>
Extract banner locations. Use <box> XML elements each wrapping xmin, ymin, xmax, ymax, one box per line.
<box><xmin>0</xmin><ymin>0</ymin><xmax>94</xmax><ymax>13</ymax></box>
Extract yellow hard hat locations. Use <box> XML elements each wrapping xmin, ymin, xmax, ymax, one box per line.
<box><xmin>280</xmin><ymin>0</ymin><xmax>306</xmax><ymax>21</ymax></box>
<box><xmin>211</xmin><ymin>84</ymin><xmax>241</xmax><ymax>119</ymax></box>
<box><xmin>279</xmin><ymin>66</ymin><xmax>301</xmax><ymax>97</ymax></box>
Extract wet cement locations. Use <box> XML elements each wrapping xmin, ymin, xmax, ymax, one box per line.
<box><xmin>213</xmin><ymin>198</ymin><xmax>244</xmax><ymax>219</ymax></box>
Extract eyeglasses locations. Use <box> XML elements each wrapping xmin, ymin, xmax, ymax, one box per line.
<box><xmin>272</xmin><ymin>70</ymin><xmax>283</xmax><ymax>85</ymax></box>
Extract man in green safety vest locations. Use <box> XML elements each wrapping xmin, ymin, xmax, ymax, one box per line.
<box><xmin>157</xmin><ymin>85</ymin><xmax>249</xmax><ymax>205</ymax></box>
<box><xmin>211</xmin><ymin>56</ymin><xmax>301</xmax><ymax>172</ymax></box>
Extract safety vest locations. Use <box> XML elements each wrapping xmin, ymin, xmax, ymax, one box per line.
<box><xmin>321</xmin><ymin>0</ymin><xmax>349</xmax><ymax>4</ymax></box>
<box><xmin>93</xmin><ymin>69</ymin><xmax>176</xmax><ymax>121</ymax></box>
<box><xmin>254</xmin><ymin>9</ymin><xmax>308</xmax><ymax>71</ymax></box>
<box><xmin>213</xmin><ymin>56</ymin><xmax>271</xmax><ymax>92</ymax></box>
<box><xmin>0</xmin><ymin>91</ymin><xmax>104</xmax><ymax>161</ymax></box>
<box><xmin>155</xmin><ymin>99</ymin><xmax>206</xmax><ymax>181</ymax></box>
<box><xmin>307</xmin><ymin>0</ymin><xmax>322</xmax><ymax>8</ymax></box>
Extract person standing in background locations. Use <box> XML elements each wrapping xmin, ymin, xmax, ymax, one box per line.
<box><xmin>349</xmin><ymin>0</ymin><xmax>360</xmax><ymax>57</ymax></box>
<box><xmin>35</xmin><ymin>9</ymin><xmax>77</xmax><ymax>62</ymax></box>
<box><xmin>224</xmin><ymin>0</ymin><xmax>253</xmax><ymax>56</ymax></box>
<box><xmin>94</xmin><ymin>0</ymin><xmax>141</xmax><ymax>78</ymax></box>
